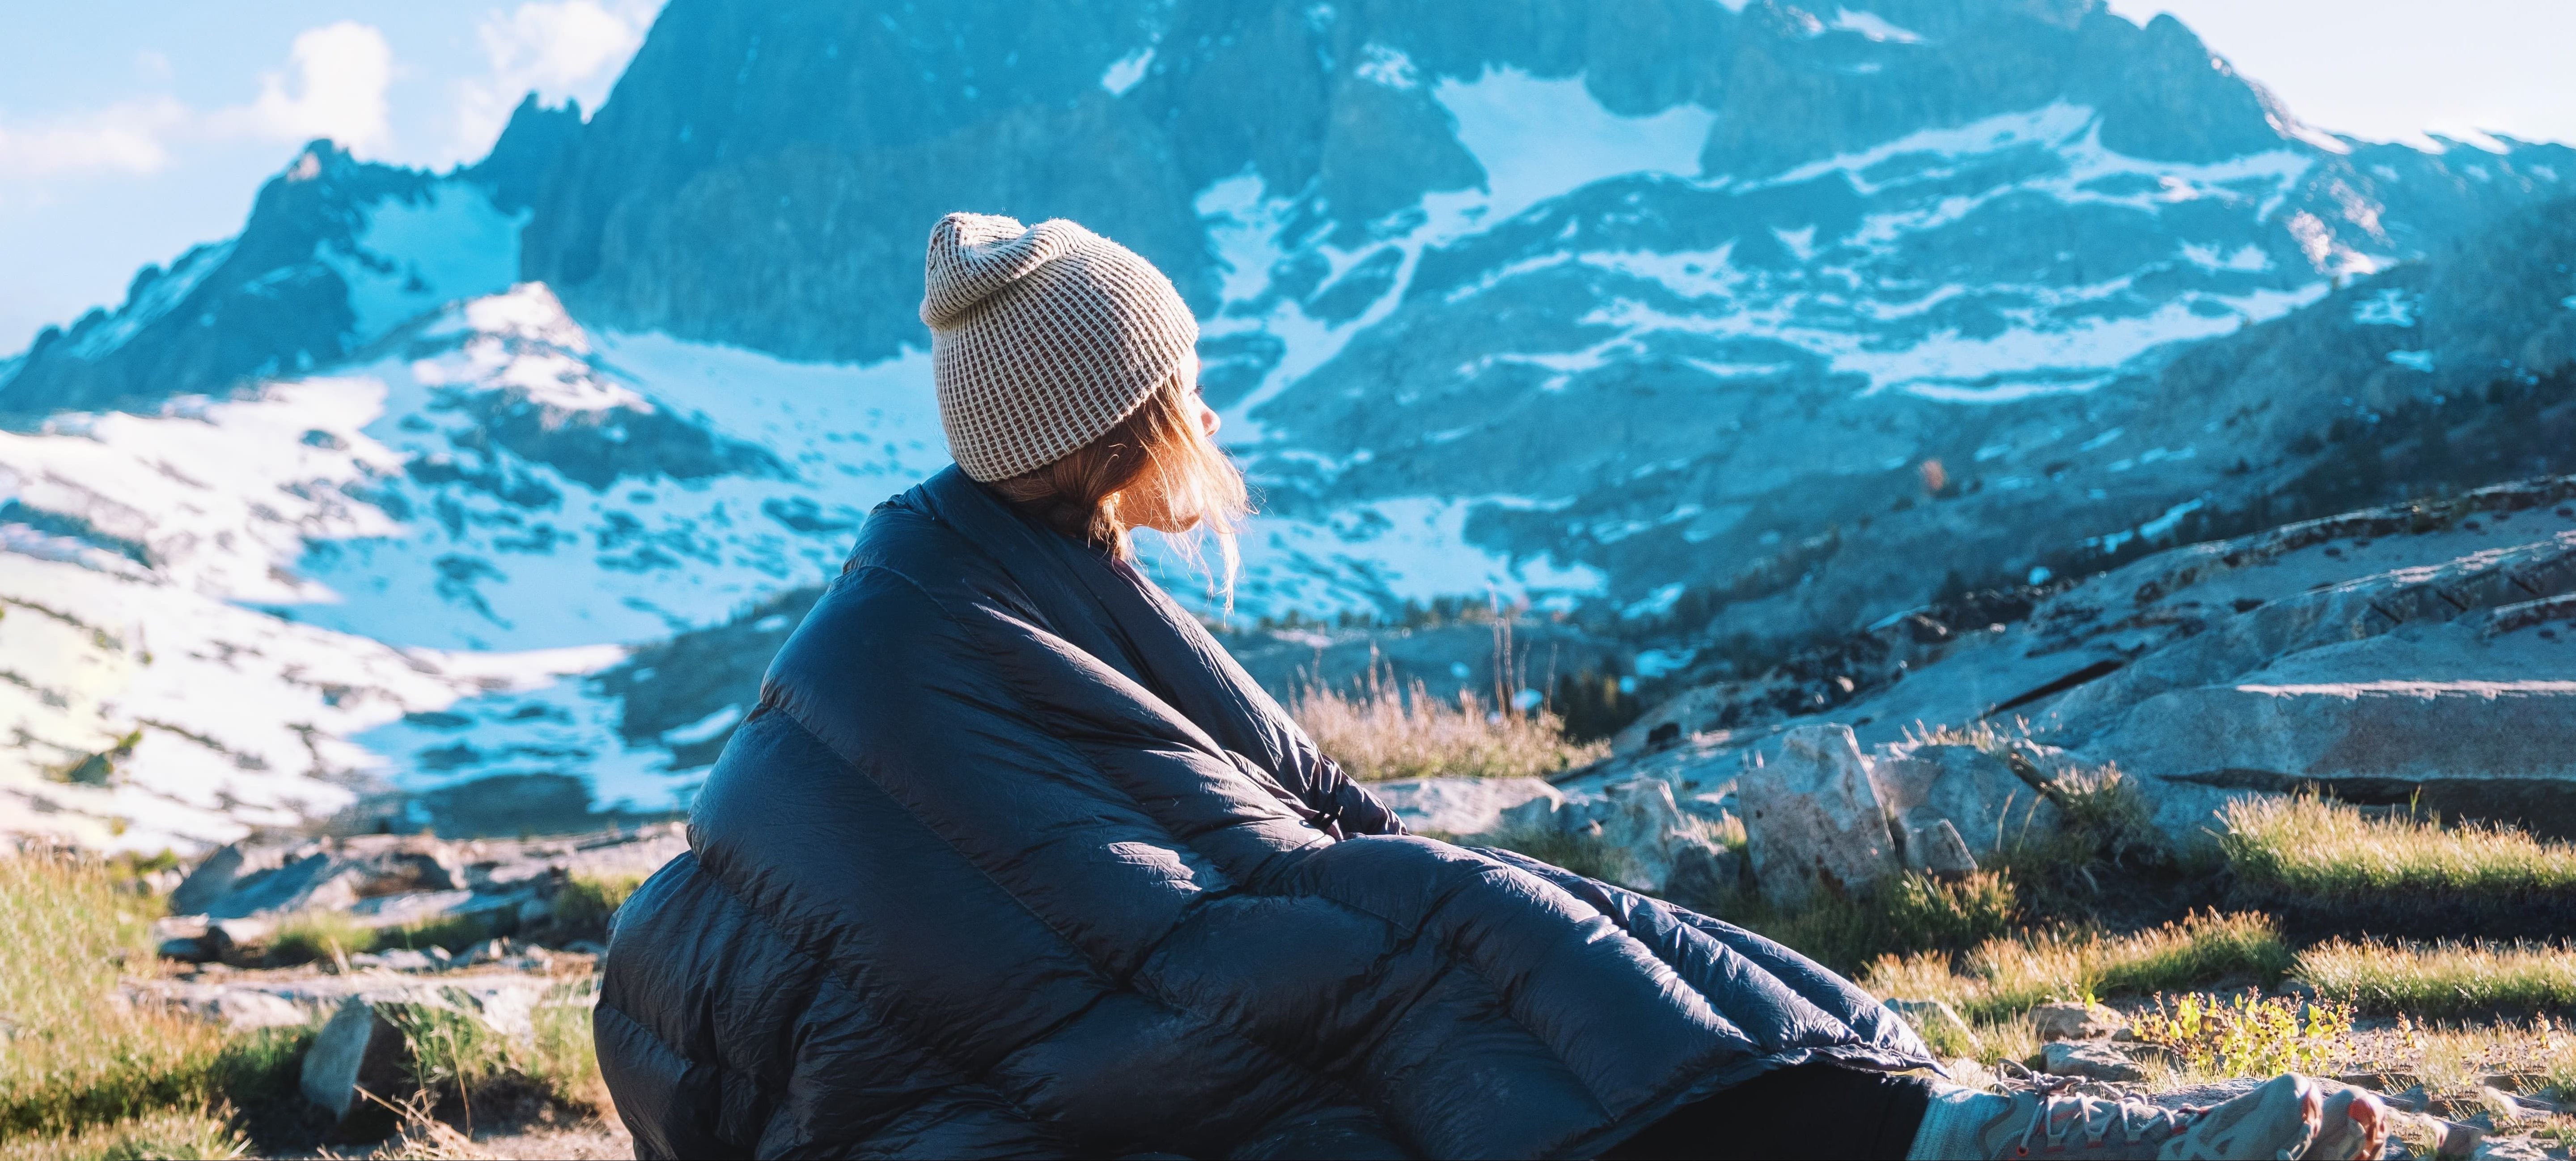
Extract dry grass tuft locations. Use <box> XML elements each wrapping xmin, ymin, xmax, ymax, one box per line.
<box><xmin>0</xmin><ymin>851</ymin><xmax>603</xmax><ymax>1157</ymax></box>
<box><xmin>2222</xmin><ymin>793</ymin><xmax>2576</xmax><ymax>906</ymax></box>
<box><xmin>1863</xmin><ymin>911</ymin><xmax>2291</xmax><ymax>1024</ymax></box>
<box><xmin>0</xmin><ymin>1105</ymin><xmax>249</xmax><ymax>1161</ymax></box>
<box><xmin>0</xmin><ymin>851</ymin><xmax>242</xmax><ymax>1141</ymax></box>
<box><xmin>1293</xmin><ymin>664</ymin><xmax>1605</xmax><ymax>782</ymax></box>
<box><xmin>2296</xmin><ymin>938</ymin><xmax>2576</xmax><ymax>1020</ymax></box>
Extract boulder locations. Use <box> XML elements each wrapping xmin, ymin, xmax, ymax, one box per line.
<box><xmin>204</xmin><ymin>988</ymin><xmax>310</xmax><ymax>1032</ymax></box>
<box><xmin>199</xmin><ymin>851</ymin><xmax>365</xmax><ymax>919</ymax></box>
<box><xmin>1895</xmin><ymin>811</ymin><xmax>1979</xmax><ymax>879</ymax></box>
<box><xmin>1369</xmin><ymin>777</ymin><xmax>1563</xmax><ymax>838</ymax></box>
<box><xmin>1678</xmin><ymin>791</ymin><xmax>1737</xmax><ymax>827</ymax></box>
<box><xmin>2029</xmin><ymin>1001</ymin><xmax>2127</xmax><ymax>1042</ymax></box>
<box><xmin>2042</xmin><ymin>1039</ymin><xmax>2144</xmax><ymax>1081</ymax></box>
<box><xmin>153</xmin><ymin>915</ymin><xmax>218</xmax><ymax>962</ymax></box>
<box><xmin>1589</xmin><ymin>779</ymin><xmax>1704</xmax><ymax>893</ymax></box>
<box><xmin>1661</xmin><ymin>842</ymin><xmax>1743</xmax><ymax>903</ymax></box>
<box><xmin>301</xmin><ymin>996</ymin><xmax>411</xmax><ymax>1126</ymax></box>
<box><xmin>1496</xmin><ymin>778</ymin><xmax>1736</xmax><ymax>895</ymax></box>
<box><xmin>167</xmin><ymin>844</ymin><xmax>249</xmax><ymax>915</ymax></box>
<box><xmin>155</xmin><ymin>914</ymin><xmax>279</xmax><ymax>962</ymax></box>
<box><xmin>1740</xmin><ymin>724</ymin><xmax>1900</xmax><ymax>909</ymax></box>
<box><xmin>2101</xmin><ymin>675</ymin><xmax>2576</xmax><ymax>838</ymax></box>
<box><xmin>1870</xmin><ymin>744</ymin><xmax>2062</xmax><ymax>854</ymax></box>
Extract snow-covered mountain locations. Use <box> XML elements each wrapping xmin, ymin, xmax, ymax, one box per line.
<box><xmin>8</xmin><ymin>0</ymin><xmax>2576</xmax><ymax>848</ymax></box>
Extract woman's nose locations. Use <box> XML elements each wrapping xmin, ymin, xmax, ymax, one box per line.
<box><xmin>1198</xmin><ymin>400</ymin><xmax>1221</xmax><ymax>437</ymax></box>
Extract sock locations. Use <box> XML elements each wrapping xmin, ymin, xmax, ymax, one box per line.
<box><xmin>1907</xmin><ymin>1083</ymin><xmax>2015</xmax><ymax>1160</ymax></box>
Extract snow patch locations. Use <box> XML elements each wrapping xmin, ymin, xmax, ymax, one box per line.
<box><xmin>1354</xmin><ymin>43</ymin><xmax>1417</xmax><ymax>89</ymax></box>
<box><xmin>67</xmin><ymin>240</ymin><xmax>239</xmax><ymax>359</ymax></box>
<box><xmin>320</xmin><ymin>182</ymin><xmax>526</xmax><ymax>343</ymax></box>
<box><xmin>1100</xmin><ymin>47</ymin><xmax>1154</xmax><ymax>95</ymax></box>
<box><xmin>1434</xmin><ymin>67</ymin><xmax>1715</xmax><ymax>223</ymax></box>
<box><xmin>2352</xmin><ymin>288</ymin><xmax>2417</xmax><ymax>327</ymax></box>
<box><xmin>1828</xmin><ymin>8</ymin><xmax>1923</xmax><ymax>42</ymax></box>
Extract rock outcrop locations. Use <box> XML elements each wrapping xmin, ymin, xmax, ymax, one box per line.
<box><xmin>155</xmin><ymin>825</ymin><xmax>683</xmax><ymax>963</ymax></box>
<box><xmin>1606</xmin><ymin>475</ymin><xmax>2576</xmax><ymax>844</ymax></box>
<box><xmin>1739</xmin><ymin>725</ymin><xmax>1902</xmax><ymax>908</ymax></box>
<box><xmin>1367</xmin><ymin>776</ymin><xmax>1561</xmax><ymax>838</ymax></box>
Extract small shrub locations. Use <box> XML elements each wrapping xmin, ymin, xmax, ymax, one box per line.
<box><xmin>2296</xmin><ymin>938</ymin><xmax>2576</xmax><ymax>1019</ymax></box>
<box><xmin>2130</xmin><ymin>992</ymin><xmax>2355</xmax><ymax>1078</ymax></box>
<box><xmin>1293</xmin><ymin>664</ymin><xmax>1606</xmax><ymax>782</ymax></box>
<box><xmin>1988</xmin><ymin>763</ymin><xmax>2165</xmax><ymax>911</ymax></box>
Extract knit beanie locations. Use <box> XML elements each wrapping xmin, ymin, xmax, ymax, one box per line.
<box><xmin>920</xmin><ymin>212</ymin><xmax>1199</xmax><ymax>483</ymax></box>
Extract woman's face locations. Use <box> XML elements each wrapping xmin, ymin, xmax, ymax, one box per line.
<box><xmin>1127</xmin><ymin>354</ymin><xmax>1221</xmax><ymax>535</ymax></box>
<box><xmin>1184</xmin><ymin>353</ymin><xmax>1220</xmax><ymax>438</ymax></box>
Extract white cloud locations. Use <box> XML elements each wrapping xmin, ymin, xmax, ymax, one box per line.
<box><xmin>219</xmin><ymin>21</ymin><xmax>395</xmax><ymax>153</ymax></box>
<box><xmin>0</xmin><ymin>98</ymin><xmax>191</xmax><ymax>178</ymax></box>
<box><xmin>449</xmin><ymin>0</ymin><xmax>661</xmax><ymax>161</ymax></box>
<box><xmin>0</xmin><ymin>22</ymin><xmax>394</xmax><ymax>180</ymax></box>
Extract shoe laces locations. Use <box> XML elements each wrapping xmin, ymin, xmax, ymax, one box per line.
<box><xmin>2013</xmin><ymin>1092</ymin><xmax>2202</xmax><ymax>1156</ymax></box>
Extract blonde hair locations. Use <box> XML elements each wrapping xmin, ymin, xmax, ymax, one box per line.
<box><xmin>989</xmin><ymin>373</ymin><xmax>1250</xmax><ymax>599</ymax></box>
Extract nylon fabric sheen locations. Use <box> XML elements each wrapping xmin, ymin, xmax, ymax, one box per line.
<box><xmin>595</xmin><ymin>466</ymin><xmax>1932</xmax><ymax>1159</ymax></box>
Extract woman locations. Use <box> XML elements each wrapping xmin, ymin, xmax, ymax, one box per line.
<box><xmin>596</xmin><ymin>214</ymin><xmax>2390</xmax><ymax>1160</ymax></box>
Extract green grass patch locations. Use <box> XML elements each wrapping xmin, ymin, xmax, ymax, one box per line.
<box><xmin>551</xmin><ymin>872</ymin><xmax>644</xmax><ymax>942</ymax></box>
<box><xmin>527</xmin><ymin>991</ymin><xmax>607</xmax><ymax>1110</ymax></box>
<box><xmin>388</xmin><ymin>1001</ymin><xmax>519</xmax><ymax>1107</ymax></box>
<box><xmin>0</xmin><ymin>855</ymin><xmax>316</xmax><ymax>1146</ymax></box>
<box><xmin>385</xmin><ymin>984</ymin><xmax>607</xmax><ymax>1126</ymax></box>
<box><xmin>1479</xmin><ymin>826</ymin><xmax>1642</xmax><ymax>885</ymax></box>
<box><xmin>2222</xmin><ymin>792</ymin><xmax>2576</xmax><ymax>905</ymax></box>
<box><xmin>0</xmin><ymin>1106</ymin><xmax>249</xmax><ymax>1161</ymax></box>
<box><xmin>266</xmin><ymin>908</ymin><xmax>503</xmax><ymax>966</ymax></box>
<box><xmin>2296</xmin><ymin>938</ymin><xmax>2576</xmax><ymax>1019</ymax></box>
<box><xmin>1714</xmin><ymin>871</ymin><xmax>2021</xmax><ymax>977</ymax></box>
<box><xmin>265</xmin><ymin>909</ymin><xmax>375</xmax><ymax>965</ymax></box>
<box><xmin>1863</xmin><ymin>911</ymin><xmax>2292</xmax><ymax>1024</ymax></box>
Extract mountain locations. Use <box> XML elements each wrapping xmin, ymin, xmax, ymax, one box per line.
<box><xmin>509</xmin><ymin>0</ymin><xmax>2575</xmax><ymax>631</ymax></box>
<box><xmin>0</xmin><ymin>98</ymin><xmax>578</xmax><ymax>420</ymax></box>
<box><xmin>7</xmin><ymin>0</ymin><xmax>2576</xmax><ymax>847</ymax></box>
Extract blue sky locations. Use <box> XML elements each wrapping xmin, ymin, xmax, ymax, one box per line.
<box><xmin>2</xmin><ymin>0</ymin><xmax>2572</xmax><ymax>350</ymax></box>
<box><xmin>0</xmin><ymin>1</ymin><xmax>665</xmax><ymax>348</ymax></box>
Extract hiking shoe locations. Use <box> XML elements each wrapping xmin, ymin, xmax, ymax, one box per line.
<box><xmin>1913</xmin><ymin>1073</ymin><xmax>2385</xmax><ymax>1159</ymax></box>
<box><xmin>2301</xmin><ymin>1080</ymin><xmax>2392</xmax><ymax>1161</ymax></box>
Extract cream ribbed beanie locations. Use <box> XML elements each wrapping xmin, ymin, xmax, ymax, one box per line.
<box><xmin>920</xmin><ymin>212</ymin><xmax>1199</xmax><ymax>483</ymax></box>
